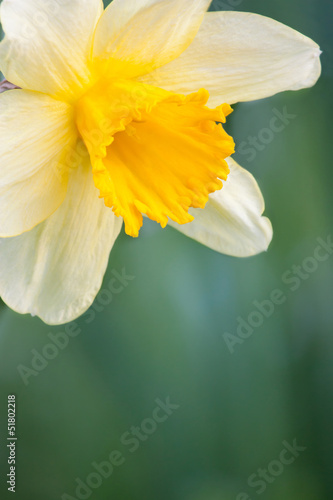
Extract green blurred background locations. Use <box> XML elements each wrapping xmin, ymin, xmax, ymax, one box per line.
<box><xmin>1</xmin><ymin>0</ymin><xmax>333</xmax><ymax>499</ymax></box>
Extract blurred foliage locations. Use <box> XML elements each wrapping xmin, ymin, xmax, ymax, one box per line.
<box><xmin>0</xmin><ymin>0</ymin><xmax>333</xmax><ymax>499</ymax></box>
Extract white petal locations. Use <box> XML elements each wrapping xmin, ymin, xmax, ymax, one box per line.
<box><xmin>140</xmin><ymin>11</ymin><xmax>321</xmax><ymax>105</ymax></box>
<box><xmin>0</xmin><ymin>0</ymin><xmax>103</xmax><ymax>99</ymax></box>
<box><xmin>0</xmin><ymin>159</ymin><xmax>123</xmax><ymax>325</ymax></box>
<box><xmin>169</xmin><ymin>157</ymin><xmax>273</xmax><ymax>257</ymax></box>
<box><xmin>0</xmin><ymin>90</ymin><xmax>77</xmax><ymax>237</ymax></box>
<box><xmin>93</xmin><ymin>0</ymin><xmax>210</xmax><ymax>70</ymax></box>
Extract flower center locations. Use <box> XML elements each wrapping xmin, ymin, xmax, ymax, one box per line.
<box><xmin>75</xmin><ymin>67</ymin><xmax>235</xmax><ymax>237</ymax></box>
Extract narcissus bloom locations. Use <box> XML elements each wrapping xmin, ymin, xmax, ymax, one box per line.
<box><xmin>0</xmin><ymin>0</ymin><xmax>321</xmax><ymax>324</ymax></box>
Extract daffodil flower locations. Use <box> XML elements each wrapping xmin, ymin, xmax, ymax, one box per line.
<box><xmin>0</xmin><ymin>0</ymin><xmax>321</xmax><ymax>324</ymax></box>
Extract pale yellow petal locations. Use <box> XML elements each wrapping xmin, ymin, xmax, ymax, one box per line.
<box><xmin>0</xmin><ymin>159</ymin><xmax>123</xmax><ymax>325</ymax></box>
<box><xmin>0</xmin><ymin>0</ymin><xmax>103</xmax><ymax>100</ymax></box>
<box><xmin>169</xmin><ymin>157</ymin><xmax>273</xmax><ymax>257</ymax></box>
<box><xmin>93</xmin><ymin>0</ymin><xmax>157</xmax><ymax>55</ymax></box>
<box><xmin>141</xmin><ymin>11</ymin><xmax>321</xmax><ymax>105</ymax></box>
<box><xmin>0</xmin><ymin>90</ymin><xmax>78</xmax><ymax>237</ymax></box>
<box><xmin>93</xmin><ymin>0</ymin><xmax>211</xmax><ymax>72</ymax></box>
